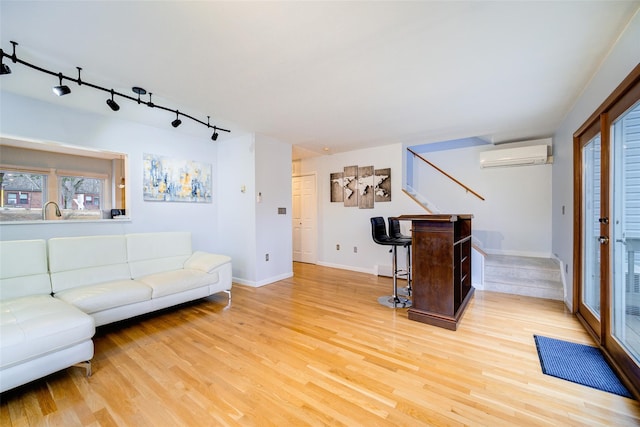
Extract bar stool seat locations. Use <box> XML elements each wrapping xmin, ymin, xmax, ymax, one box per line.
<box><xmin>370</xmin><ymin>217</ymin><xmax>411</xmax><ymax>308</ymax></box>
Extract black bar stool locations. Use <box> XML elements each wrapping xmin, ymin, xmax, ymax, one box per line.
<box><xmin>388</xmin><ymin>217</ymin><xmax>412</xmax><ymax>297</ymax></box>
<box><xmin>370</xmin><ymin>217</ymin><xmax>411</xmax><ymax>308</ymax></box>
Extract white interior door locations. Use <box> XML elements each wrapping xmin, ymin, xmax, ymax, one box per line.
<box><xmin>292</xmin><ymin>174</ymin><xmax>317</xmax><ymax>264</ymax></box>
<box><xmin>292</xmin><ymin>176</ymin><xmax>302</xmax><ymax>262</ymax></box>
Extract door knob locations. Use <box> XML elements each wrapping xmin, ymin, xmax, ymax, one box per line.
<box><xmin>599</xmin><ymin>236</ymin><xmax>609</xmax><ymax>244</ymax></box>
<box><xmin>599</xmin><ymin>217</ymin><xmax>609</xmax><ymax>224</ymax></box>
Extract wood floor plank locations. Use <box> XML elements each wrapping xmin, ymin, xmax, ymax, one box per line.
<box><xmin>1</xmin><ymin>262</ymin><xmax>639</xmax><ymax>426</ymax></box>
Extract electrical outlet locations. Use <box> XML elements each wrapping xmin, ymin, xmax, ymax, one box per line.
<box><xmin>336</xmin><ymin>244</ymin><xmax>340</xmax><ymax>250</ymax></box>
<box><xmin>265</xmin><ymin>253</ymin><xmax>269</xmax><ymax>261</ymax></box>
<box><xmin>353</xmin><ymin>246</ymin><xmax>357</xmax><ymax>253</ymax></box>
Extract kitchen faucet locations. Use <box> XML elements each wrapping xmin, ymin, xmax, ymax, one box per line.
<box><xmin>42</xmin><ymin>201</ymin><xmax>62</xmax><ymax>220</ymax></box>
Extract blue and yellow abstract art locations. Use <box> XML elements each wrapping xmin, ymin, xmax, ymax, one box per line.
<box><xmin>143</xmin><ymin>153</ymin><xmax>212</xmax><ymax>203</ymax></box>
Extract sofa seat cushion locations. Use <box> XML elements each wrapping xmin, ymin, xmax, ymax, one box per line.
<box><xmin>137</xmin><ymin>269</ymin><xmax>219</xmax><ymax>298</ymax></box>
<box><xmin>54</xmin><ymin>280</ymin><xmax>152</xmax><ymax>314</ymax></box>
<box><xmin>0</xmin><ymin>295</ymin><xmax>95</xmax><ymax>369</ymax></box>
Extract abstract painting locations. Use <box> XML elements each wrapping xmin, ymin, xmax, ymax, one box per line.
<box><xmin>143</xmin><ymin>153</ymin><xmax>212</xmax><ymax>203</ymax></box>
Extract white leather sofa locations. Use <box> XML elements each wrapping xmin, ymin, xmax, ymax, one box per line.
<box><xmin>0</xmin><ymin>232</ymin><xmax>232</xmax><ymax>392</ymax></box>
<box><xmin>49</xmin><ymin>232</ymin><xmax>232</xmax><ymax>327</ymax></box>
<box><xmin>0</xmin><ymin>239</ymin><xmax>95</xmax><ymax>393</ymax></box>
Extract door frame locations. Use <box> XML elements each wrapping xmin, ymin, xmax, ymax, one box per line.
<box><xmin>292</xmin><ymin>172</ymin><xmax>318</xmax><ymax>264</ymax></box>
<box><xmin>573</xmin><ymin>117</ymin><xmax>608</xmax><ymax>341</ymax></box>
<box><xmin>573</xmin><ymin>64</ymin><xmax>640</xmax><ymax>397</ymax></box>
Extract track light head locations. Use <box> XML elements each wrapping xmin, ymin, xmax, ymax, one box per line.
<box><xmin>208</xmin><ymin>117</ymin><xmax>219</xmax><ymax>140</ymax></box>
<box><xmin>53</xmin><ymin>85</ymin><xmax>70</xmax><ymax>96</ymax></box>
<box><xmin>0</xmin><ymin>50</ymin><xmax>10</xmax><ymax>75</ymax></box>
<box><xmin>106</xmin><ymin>98</ymin><xmax>119</xmax><ymax>111</ymax></box>
<box><xmin>172</xmin><ymin>110</ymin><xmax>182</xmax><ymax>128</ymax></box>
<box><xmin>52</xmin><ymin>73</ymin><xmax>70</xmax><ymax>96</ymax></box>
<box><xmin>106</xmin><ymin>90</ymin><xmax>119</xmax><ymax>111</ymax></box>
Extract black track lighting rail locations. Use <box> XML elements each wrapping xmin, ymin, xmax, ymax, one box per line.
<box><xmin>0</xmin><ymin>41</ymin><xmax>230</xmax><ymax>139</ymax></box>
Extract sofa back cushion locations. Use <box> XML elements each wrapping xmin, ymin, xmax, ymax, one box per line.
<box><xmin>126</xmin><ymin>232</ymin><xmax>192</xmax><ymax>278</ymax></box>
<box><xmin>0</xmin><ymin>239</ymin><xmax>51</xmax><ymax>300</ymax></box>
<box><xmin>48</xmin><ymin>235</ymin><xmax>131</xmax><ymax>293</ymax></box>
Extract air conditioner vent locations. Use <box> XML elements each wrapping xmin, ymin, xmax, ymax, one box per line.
<box><xmin>480</xmin><ymin>144</ymin><xmax>548</xmax><ymax>168</ymax></box>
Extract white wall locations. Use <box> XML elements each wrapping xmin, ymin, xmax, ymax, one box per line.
<box><xmin>298</xmin><ymin>143</ymin><xmax>425</xmax><ymax>274</ymax></box>
<box><xmin>552</xmin><ymin>11</ymin><xmax>640</xmax><ymax>310</ymax></box>
<box><xmin>413</xmin><ymin>141</ymin><xmax>553</xmax><ymax>257</ymax></box>
<box><xmin>217</xmin><ymin>133</ymin><xmax>293</xmax><ymax>287</ymax></box>
<box><xmin>0</xmin><ymin>92</ymin><xmax>221</xmax><ymax>253</ymax></box>
<box><xmin>255</xmin><ymin>134</ymin><xmax>293</xmax><ymax>285</ymax></box>
<box><xmin>217</xmin><ymin>134</ymin><xmax>257</xmax><ymax>283</ymax></box>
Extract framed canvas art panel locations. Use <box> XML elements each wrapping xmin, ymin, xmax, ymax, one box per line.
<box><xmin>343</xmin><ymin>165</ymin><xmax>358</xmax><ymax>207</ymax></box>
<box><xmin>330</xmin><ymin>172</ymin><xmax>344</xmax><ymax>202</ymax></box>
<box><xmin>375</xmin><ymin>168</ymin><xmax>391</xmax><ymax>202</ymax></box>
<box><xmin>143</xmin><ymin>153</ymin><xmax>212</xmax><ymax>203</ymax></box>
<box><xmin>358</xmin><ymin>166</ymin><xmax>374</xmax><ymax>209</ymax></box>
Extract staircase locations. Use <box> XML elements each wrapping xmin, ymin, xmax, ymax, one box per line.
<box><xmin>404</xmin><ymin>151</ymin><xmax>564</xmax><ymax>301</ymax></box>
<box><xmin>483</xmin><ymin>255</ymin><xmax>564</xmax><ymax>301</ymax></box>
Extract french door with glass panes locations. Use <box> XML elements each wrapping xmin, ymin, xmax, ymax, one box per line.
<box><xmin>577</xmin><ymin>123</ymin><xmax>605</xmax><ymax>339</ymax></box>
<box><xmin>574</xmin><ymin>65</ymin><xmax>640</xmax><ymax>396</ymax></box>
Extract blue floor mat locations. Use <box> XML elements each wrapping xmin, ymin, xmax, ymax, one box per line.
<box><xmin>533</xmin><ymin>335</ymin><xmax>633</xmax><ymax>398</ymax></box>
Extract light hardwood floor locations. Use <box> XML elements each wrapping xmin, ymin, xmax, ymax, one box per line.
<box><xmin>2</xmin><ymin>263</ymin><xmax>639</xmax><ymax>426</ymax></box>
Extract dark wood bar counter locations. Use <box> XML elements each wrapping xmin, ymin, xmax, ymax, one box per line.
<box><xmin>396</xmin><ymin>214</ymin><xmax>474</xmax><ymax>330</ymax></box>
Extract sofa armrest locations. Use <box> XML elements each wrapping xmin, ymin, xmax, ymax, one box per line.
<box><xmin>184</xmin><ymin>251</ymin><xmax>231</xmax><ymax>274</ymax></box>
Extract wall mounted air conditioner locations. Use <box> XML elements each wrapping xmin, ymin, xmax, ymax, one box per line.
<box><xmin>479</xmin><ymin>144</ymin><xmax>548</xmax><ymax>168</ymax></box>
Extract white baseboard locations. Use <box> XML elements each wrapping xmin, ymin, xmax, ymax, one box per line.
<box><xmin>316</xmin><ymin>261</ymin><xmax>375</xmax><ymax>275</ymax></box>
<box><xmin>232</xmin><ymin>272</ymin><xmax>294</xmax><ymax>287</ymax></box>
<box><xmin>376</xmin><ymin>264</ymin><xmax>393</xmax><ymax>277</ymax></box>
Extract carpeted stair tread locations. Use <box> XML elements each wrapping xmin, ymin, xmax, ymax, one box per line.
<box><xmin>483</xmin><ymin>255</ymin><xmax>564</xmax><ymax>300</ymax></box>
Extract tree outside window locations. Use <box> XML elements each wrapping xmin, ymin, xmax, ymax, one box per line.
<box><xmin>59</xmin><ymin>175</ymin><xmax>103</xmax><ymax>218</ymax></box>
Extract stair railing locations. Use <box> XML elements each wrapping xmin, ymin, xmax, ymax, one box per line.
<box><xmin>407</xmin><ymin>147</ymin><xmax>485</xmax><ymax>201</ymax></box>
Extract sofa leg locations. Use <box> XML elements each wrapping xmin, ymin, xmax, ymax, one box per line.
<box><xmin>224</xmin><ymin>290</ymin><xmax>232</xmax><ymax>310</ymax></box>
<box><xmin>74</xmin><ymin>360</ymin><xmax>92</xmax><ymax>377</ymax></box>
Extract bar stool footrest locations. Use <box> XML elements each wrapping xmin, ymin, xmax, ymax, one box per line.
<box><xmin>378</xmin><ymin>295</ymin><xmax>412</xmax><ymax>308</ymax></box>
<box><xmin>398</xmin><ymin>286</ymin><xmax>412</xmax><ymax>297</ymax></box>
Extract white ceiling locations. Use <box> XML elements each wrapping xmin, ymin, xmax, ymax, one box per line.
<box><xmin>1</xmin><ymin>1</ymin><xmax>638</xmax><ymax>159</ymax></box>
